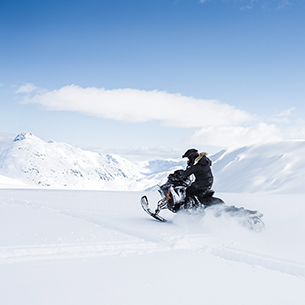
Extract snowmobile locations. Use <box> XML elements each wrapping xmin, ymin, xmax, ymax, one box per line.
<box><xmin>141</xmin><ymin>171</ymin><xmax>265</xmax><ymax>232</ymax></box>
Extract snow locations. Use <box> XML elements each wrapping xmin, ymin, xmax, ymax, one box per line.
<box><xmin>0</xmin><ymin>174</ymin><xmax>29</xmax><ymax>188</ymax></box>
<box><xmin>0</xmin><ymin>133</ymin><xmax>185</xmax><ymax>191</ymax></box>
<box><xmin>1</xmin><ymin>134</ymin><xmax>305</xmax><ymax>304</ymax></box>
<box><xmin>212</xmin><ymin>140</ymin><xmax>305</xmax><ymax>193</ymax></box>
<box><xmin>0</xmin><ymin>189</ymin><xmax>305</xmax><ymax>305</ymax></box>
<box><xmin>2</xmin><ymin>133</ymin><xmax>305</xmax><ymax>193</ymax></box>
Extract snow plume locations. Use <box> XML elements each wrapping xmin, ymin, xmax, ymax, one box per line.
<box><xmin>172</xmin><ymin>206</ymin><xmax>253</xmax><ymax>236</ymax></box>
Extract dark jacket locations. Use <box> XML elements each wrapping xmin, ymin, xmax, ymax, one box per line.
<box><xmin>181</xmin><ymin>152</ymin><xmax>213</xmax><ymax>190</ymax></box>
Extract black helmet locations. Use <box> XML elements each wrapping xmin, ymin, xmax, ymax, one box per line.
<box><xmin>182</xmin><ymin>148</ymin><xmax>199</xmax><ymax>159</ymax></box>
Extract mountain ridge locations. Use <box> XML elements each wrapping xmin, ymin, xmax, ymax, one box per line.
<box><xmin>0</xmin><ymin>133</ymin><xmax>185</xmax><ymax>190</ymax></box>
<box><xmin>212</xmin><ymin>140</ymin><xmax>305</xmax><ymax>193</ymax></box>
<box><xmin>1</xmin><ymin>133</ymin><xmax>305</xmax><ymax>193</ymax></box>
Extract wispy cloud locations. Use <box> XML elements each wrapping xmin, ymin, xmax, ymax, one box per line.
<box><xmin>262</xmin><ymin>0</ymin><xmax>291</xmax><ymax>10</ymax></box>
<box><xmin>201</xmin><ymin>0</ymin><xmax>292</xmax><ymax>10</ymax></box>
<box><xmin>268</xmin><ymin>107</ymin><xmax>295</xmax><ymax>124</ymax></box>
<box><xmin>18</xmin><ymin>84</ymin><xmax>253</xmax><ymax>128</ymax></box>
<box><xmin>240</xmin><ymin>0</ymin><xmax>258</xmax><ymax>10</ymax></box>
<box><xmin>284</xmin><ymin>118</ymin><xmax>305</xmax><ymax>140</ymax></box>
<box><xmin>15</xmin><ymin>83</ymin><xmax>38</xmax><ymax>94</ymax></box>
<box><xmin>274</xmin><ymin>108</ymin><xmax>295</xmax><ymax>118</ymax></box>
<box><xmin>277</xmin><ymin>0</ymin><xmax>291</xmax><ymax>10</ymax></box>
<box><xmin>86</xmin><ymin>146</ymin><xmax>184</xmax><ymax>161</ymax></box>
<box><xmin>16</xmin><ymin>84</ymin><xmax>304</xmax><ymax>148</ymax></box>
<box><xmin>190</xmin><ymin>123</ymin><xmax>283</xmax><ymax>147</ymax></box>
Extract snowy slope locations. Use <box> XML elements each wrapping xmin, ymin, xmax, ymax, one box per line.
<box><xmin>0</xmin><ymin>133</ymin><xmax>184</xmax><ymax>190</ymax></box>
<box><xmin>0</xmin><ymin>189</ymin><xmax>305</xmax><ymax>305</ymax></box>
<box><xmin>212</xmin><ymin>141</ymin><xmax>305</xmax><ymax>193</ymax></box>
<box><xmin>0</xmin><ymin>174</ymin><xmax>29</xmax><ymax>188</ymax></box>
<box><xmin>1</xmin><ymin>135</ymin><xmax>305</xmax><ymax>304</ymax></box>
<box><xmin>1</xmin><ymin>133</ymin><xmax>305</xmax><ymax>193</ymax></box>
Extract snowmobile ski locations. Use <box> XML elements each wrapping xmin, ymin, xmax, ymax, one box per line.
<box><xmin>140</xmin><ymin>171</ymin><xmax>265</xmax><ymax>231</ymax></box>
<box><xmin>141</xmin><ymin>196</ymin><xmax>167</xmax><ymax>222</ymax></box>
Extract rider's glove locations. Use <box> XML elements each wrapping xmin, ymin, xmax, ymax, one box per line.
<box><xmin>174</xmin><ymin>169</ymin><xmax>184</xmax><ymax>176</ymax></box>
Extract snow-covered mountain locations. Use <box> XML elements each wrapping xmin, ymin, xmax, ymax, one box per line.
<box><xmin>1</xmin><ymin>133</ymin><xmax>305</xmax><ymax>193</ymax></box>
<box><xmin>211</xmin><ymin>141</ymin><xmax>305</xmax><ymax>193</ymax></box>
<box><xmin>0</xmin><ymin>133</ymin><xmax>185</xmax><ymax>190</ymax></box>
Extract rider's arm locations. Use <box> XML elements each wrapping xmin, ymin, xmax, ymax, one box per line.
<box><xmin>180</xmin><ymin>166</ymin><xmax>195</xmax><ymax>178</ymax></box>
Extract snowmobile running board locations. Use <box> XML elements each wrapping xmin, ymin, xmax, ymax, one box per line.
<box><xmin>141</xmin><ymin>196</ymin><xmax>167</xmax><ymax>222</ymax></box>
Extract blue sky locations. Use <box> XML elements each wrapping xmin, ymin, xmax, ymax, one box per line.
<box><xmin>1</xmin><ymin>0</ymin><xmax>305</xmax><ymax>159</ymax></box>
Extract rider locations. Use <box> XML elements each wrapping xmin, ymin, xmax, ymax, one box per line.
<box><xmin>179</xmin><ymin>148</ymin><xmax>214</xmax><ymax>200</ymax></box>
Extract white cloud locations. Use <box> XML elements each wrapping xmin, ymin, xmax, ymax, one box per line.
<box><xmin>268</xmin><ymin>107</ymin><xmax>295</xmax><ymax>124</ymax></box>
<box><xmin>284</xmin><ymin>119</ymin><xmax>305</xmax><ymax>140</ymax></box>
<box><xmin>20</xmin><ymin>84</ymin><xmax>254</xmax><ymax>128</ymax></box>
<box><xmin>239</xmin><ymin>0</ymin><xmax>291</xmax><ymax>10</ymax></box>
<box><xmin>86</xmin><ymin>146</ymin><xmax>184</xmax><ymax>162</ymax></box>
<box><xmin>190</xmin><ymin>123</ymin><xmax>283</xmax><ymax>147</ymax></box>
<box><xmin>15</xmin><ymin>83</ymin><xmax>38</xmax><ymax>94</ymax></box>
<box><xmin>274</xmin><ymin>107</ymin><xmax>295</xmax><ymax>118</ymax></box>
<box><xmin>18</xmin><ymin>84</ymin><xmax>305</xmax><ymax>148</ymax></box>
<box><xmin>286</xmin><ymin>128</ymin><xmax>305</xmax><ymax>139</ymax></box>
